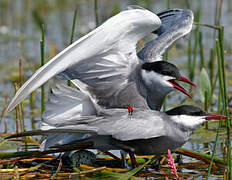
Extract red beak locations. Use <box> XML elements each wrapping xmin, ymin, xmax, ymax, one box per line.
<box><xmin>168</xmin><ymin>76</ymin><xmax>197</xmax><ymax>98</ymax></box>
<box><xmin>205</xmin><ymin>113</ymin><xmax>227</xmax><ymax>120</ymax></box>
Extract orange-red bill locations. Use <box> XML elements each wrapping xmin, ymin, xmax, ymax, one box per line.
<box><xmin>168</xmin><ymin>76</ymin><xmax>196</xmax><ymax>98</ymax></box>
<box><xmin>177</xmin><ymin>76</ymin><xmax>197</xmax><ymax>87</ymax></box>
<box><xmin>205</xmin><ymin>113</ymin><xmax>227</xmax><ymax>120</ymax></box>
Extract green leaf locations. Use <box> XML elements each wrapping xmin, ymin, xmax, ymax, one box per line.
<box><xmin>199</xmin><ymin>68</ymin><xmax>211</xmax><ymax>103</ymax></box>
<box><xmin>118</xmin><ymin>158</ymin><xmax>152</xmax><ymax>180</ymax></box>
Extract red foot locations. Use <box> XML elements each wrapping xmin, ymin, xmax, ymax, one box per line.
<box><xmin>127</xmin><ymin>105</ymin><xmax>133</xmax><ymax>115</ymax></box>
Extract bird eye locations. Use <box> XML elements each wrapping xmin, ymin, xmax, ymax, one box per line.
<box><xmin>192</xmin><ymin>111</ymin><xmax>203</xmax><ymax>116</ymax></box>
<box><xmin>161</xmin><ymin>71</ymin><xmax>172</xmax><ymax>76</ymax></box>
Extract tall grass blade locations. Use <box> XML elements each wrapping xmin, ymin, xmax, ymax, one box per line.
<box><xmin>13</xmin><ymin>83</ymin><xmax>20</xmax><ymax>134</ymax></box>
<box><xmin>219</xmin><ymin>27</ymin><xmax>231</xmax><ymax>178</ymax></box>
<box><xmin>70</xmin><ymin>9</ymin><xmax>77</xmax><ymax>45</ymax></box>
<box><xmin>199</xmin><ymin>32</ymin><xmax>205</xmax><ymax>69</ymax></box>
<box><xmin>190</xmin><ymin>8</ymin><xmax>200</xmax><ymax>83</ymax></box>
<box><xmin>187</xmin><ymin>33</ymin><xmax>192</xmax><ymax>80</ymax></box>
<box><xmin>167</xmin><ymin>0</ymin><xmax>171</xmax><ymax>9</ymax></box>
<box><xmin>185</xmin><ymin>0</ymin><xmax>190</xmax><ymax>8</ymax></box>
<box><xmin>40</xmin><ymin>24</ymin><xmax>45</xmax><ymax>115</ymax></box>
<box><xmin>1</xmin><ymin>95</ymin><xmax>8</xmax><ymax>133</ymax></box>
<box><xmin>209</xmin><ymin>48</ymin><xmax>215</xmax><ymax>86</ymax></box>
<box><xmin>204</xmin><ymin>90</ymin><xmax>208</xmax><ymax>129</ymax></box>
<box><xmin>30</xmin><ymin>92</ymin><xmax>36</xmax><ymax>130</ymax></box>
<box><xmin>162</xmin><ymin>52</ymin><xmax>168</xmax><ymax>111</ymax></box>
<box><xmin>216</xmin><ymin>32</ymin><xmax>231</xmax><ymax>178</ymax></box>
<box><xmin>213</xmin><ymin>0</ymin><xmax>219</xmax><ymax>40</ymax></box>
<box><xmin>206</xmin><ymin>112</ymin><xmax>222</xmax><ymax>179</ymax></box>
<box><xmin>94</xmin><ymin>0</ymin><xmax>99</xmax><ymax>26</ymax></box>
<box><xmin>68</xmin><ymin>9</ymin><xmax>78</xmax><ymax>86</ymax></box>
<box><xmin>19</xmin><ymin>58</ymin><xmax>25</xmax><ymax>132</ymax></box>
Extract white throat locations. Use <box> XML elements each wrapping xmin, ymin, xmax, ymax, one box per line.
<box><xmin>139</xmin><ymin>69</ymin><xmax>174</xmax><ymax>110</ymax></box>
<box><xmin>140</xmin><ymin>69</ymin><xmax>173</xmax><ymax>93</ymax></box>
<box><xmin>170</xmin><ymin>115</ymin><xmax>206</xmax><ymax>130</ymax></box>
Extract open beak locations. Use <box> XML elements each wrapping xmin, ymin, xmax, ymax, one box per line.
<box><xmin>168</xmin><ymin>76</ymin><xmax>197</xmax><ymax>98</ymax></box>
<box><xmin>205</xmin><ymin>113</ymin><xmax>227</xmax><ymax>120</ymax></box>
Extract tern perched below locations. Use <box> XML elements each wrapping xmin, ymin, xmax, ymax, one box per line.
<box><xmin>7</xmin><ymin>7</ymin><xmax>195</xmax><ymax>112</ymax></box>
<box><xmin>6</xmin><ymin>84</ymin><xmax>226</xmax><ymax>168</ymax></box>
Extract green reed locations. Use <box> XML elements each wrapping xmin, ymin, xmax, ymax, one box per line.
<box><xmin>67</xmin><ymin>9</ymin><xmax>78</xmax><ymax>87</ymax></box>
<box><xmin>189</xmin><ymin>30</ymin><xmax>198</xmax><ymax>82</ymax></box>
<box><xmin>195</xmin><ymin>15</ymin><xmax>230</xmax><ymax>179</ymax></box>
<box><xmin>208</xmin><ymin>48</ymin><xmax>218</xmax><ymax>108</ymax></box>
<box><xmin>206</xmin><ymin>80</ymin><xmax>222</xmax><ymax>179</ymax></box>
<box><xmin>204</xmin><ymin>91</ymin><xmax>208</xmax><ymax>129</ymax></box>
<box><xmin>30</xmin><ymin>91</ymin><xmax>36</xmax><ymax>130</ymax></box>
<box><xmin>70</xmin><ymin>9</ymin><xmax>77</xmax><ymax>45</ymax></box>
<box><xmin>206</xmin><ymin>96</ymin><xmax>222</xmax><ymax>179</ymax></box>
<box><xmin>207</xmin><ymin>28</ymin><xmax>229</xmax><ymax>178</ymax></box>
<box><xmin>213</xmin><ymin>0</ymin><xmax>219</xmax><ymax>40</ymax></box>
<box><xmin>194</xmin><ymin>23</ymin><xmax>221</xmax><ymax>108</ymax></box>
<box><xmin>219</xmin><ymin>27</ymin><xmax>231</xmax><ymax>178</ymax></box>
<box><xmin>19</xmin><ymin>58</ymin><xmax>25</xmax><ymax>132</ymax></box>
<box><xmin>94</xmin><ymin>0</ymin><xmax>99</xmax><ymax>26</ymax></box>
<box><xmin>199</xmin><ymin>32</ymin><xmax>205</xmax><ymax>69</ymax></box>
<box><xmin>209</xmin><ymin>48</ymin><xmax>216</xmax><ymax>87</ymax></box>
<box><xmin>185</xmin><ymin>0</ymin><xmax>190</xmax><ymax>9</ymax></box>
<box><xmin>215</xmin><ymin>28</ymin><xmax>231</xmax><ymax>178</ymax></box>
<box><xmin>188</xmin><ymin>8</ymin><xmax>201</xmax><ymax>91</ymax></box>
<box><xmin>40</xmin><ymin>24</ymin><xmax>45</xmax><ymax>115</ymax></box>
<box><xmin>13</xmin><ymin>83</ymin><xmax>20</xmax><ymax>134</ymax></box>
<box><xmin>167</xmin><ymin>0</ymin><xmax>170</xmax><ymax>9</ymax></box>
<box><xmin>0</xmin><ymin>95</ymin><xmax>8</xmax><ymax>133</ymax></box>
<box><xmin>187</xmin><ymin>34</ymin><xmax>192</xmax><ymax>81</ymax></box>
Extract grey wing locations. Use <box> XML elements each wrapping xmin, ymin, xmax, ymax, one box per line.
<box><xmin>57</xmin><ymin>110</ymin><xmax>168</xmax><ymax>141</ymax></box>
<box><xmin>59</xmin><ymin>52</ymin><xmax>143</xmax><ymax>108</ymax></box>
<box><xmin>137</xmin><ymin>9</ymin><xmax>194</xmax><ymax>62</ymax></box>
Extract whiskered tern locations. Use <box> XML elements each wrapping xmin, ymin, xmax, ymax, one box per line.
<box><xmin>6</xmin><ymin>84</ymin><xmax>226</xmax><ymax>167</ymax></box>
<box><xmin>7</xmin><ymin>7</ymin><xmax>195</xmax><ymax>112</ymax></box>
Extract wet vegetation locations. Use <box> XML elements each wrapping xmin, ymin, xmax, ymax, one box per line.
<box><xmin>0</xmin><ymin>0</ymin><xmax>232</xmax><ymax>179</ymax></box>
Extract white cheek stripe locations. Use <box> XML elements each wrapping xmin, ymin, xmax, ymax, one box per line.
<box><xmin>141</xmin><ymin>70</ymin><xmax>173</xmax><ymax>87</ymax></box>
<box><xmin>170</xmin><ymin>115</ymin><xmax>206</xmax><ymax>128</ymax></box>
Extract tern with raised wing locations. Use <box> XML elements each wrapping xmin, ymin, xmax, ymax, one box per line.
<box><xmin>7</xmin><ymin>7</ymin><xmax>195</xmax><ymax>112</ymax></box>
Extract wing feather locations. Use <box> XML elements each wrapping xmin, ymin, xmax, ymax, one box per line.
<box><xmin>42</xmin><ymin>110</ymin><xmax>168</xmax><ymax>141</ymax></box>
<box><xmin>7</xmin><ymin>9</ymin><xmax>161</xmax><ymax>111</ymax></box>
<box><xmin>138</xmin><ymin>9</ymin><xmax>194</xmax><ymax>62</ymax></box>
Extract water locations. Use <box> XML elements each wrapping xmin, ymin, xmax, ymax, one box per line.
<box><xmin>0</xmin><ymin>0</ymin><xmax>232</xmax><ymax>179</ymax></box>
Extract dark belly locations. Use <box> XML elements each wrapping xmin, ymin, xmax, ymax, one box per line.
<box><xmin>112</xmin><ymin>136</ymin><xmax>185</xmax><ymax>155</ymax></box>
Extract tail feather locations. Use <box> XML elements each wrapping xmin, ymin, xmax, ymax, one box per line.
<box><xmin>42</xmin><ymin>82</ymin><xmax>98</xmax><ymax>125</ymax></box>
<box><xmin>5</xmin><ymin>128</ymin><xmax>96</xmax><ymax>151</ymax></box>
<box><xmin>40</xmin><ymin>133</ymin><xmax>93</xmax><ymax>151</ymax></box>
<box><xmin>5</xmin><ymin>129</ymin><xmax>95</xmax><ymax>139</ymax></box>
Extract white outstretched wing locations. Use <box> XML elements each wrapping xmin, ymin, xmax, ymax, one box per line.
<box><xmin>7</xmin><ymin>8</ymin><xmax>161</xmax><ymax>111</ymax></box>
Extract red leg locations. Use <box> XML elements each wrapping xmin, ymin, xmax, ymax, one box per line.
<box><xmin>129</xmin><ymin>152</ymin><xmax>138</xmax><ymax>168</ymax></box>
<box><xmin>127</xmin><ymin>105</ymin><xmax>133</xmax><ymax>115</ymax></box>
